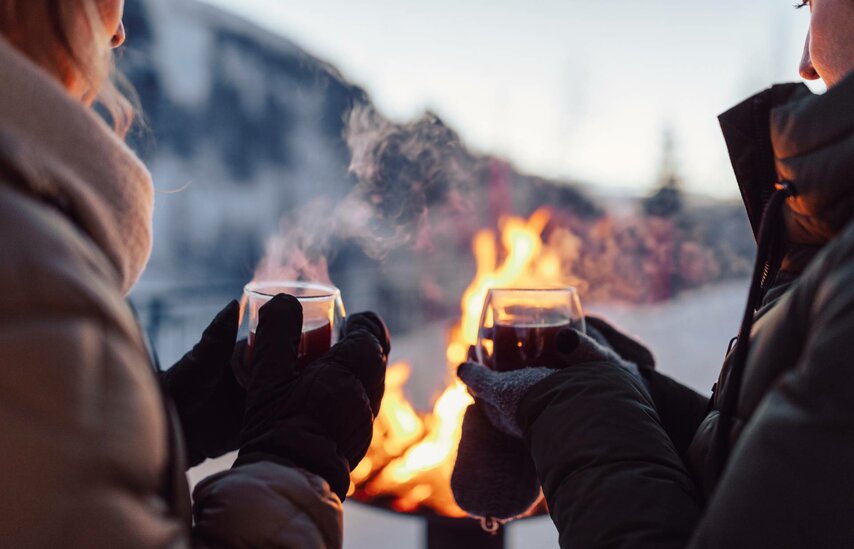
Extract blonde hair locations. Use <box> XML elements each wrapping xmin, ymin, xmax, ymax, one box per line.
<box><xmin>0</xmin><ymin>0</ymin><xmax>136</xmax><ymax>138</ymax></box>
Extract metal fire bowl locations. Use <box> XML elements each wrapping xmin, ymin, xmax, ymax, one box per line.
<box><xmin>350</xmin><ymin>491</ymin><xmax>548</xmax><ymax>549</ymax></box>
<box><xmin>350</xmin><ymin>490</ymin><xmax>547</xmax><ymax>523</ymax></box>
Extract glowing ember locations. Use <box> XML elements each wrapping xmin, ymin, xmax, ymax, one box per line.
<box><xmin>351</xmin><ymin>207</ymin><xmax>579</xmax><ymax>516</ymax></box>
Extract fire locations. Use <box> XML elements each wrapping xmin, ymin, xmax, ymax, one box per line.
<box><xmin>351</xmin><ymin>208</ymin><xmax>576</xmax><ymax>516</ymax></box>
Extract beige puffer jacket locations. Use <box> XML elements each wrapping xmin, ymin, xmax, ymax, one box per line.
<box><xmin>0</xmin><ymin>37</ymin><xmax>342</xmax><ymax>548</ymax></box>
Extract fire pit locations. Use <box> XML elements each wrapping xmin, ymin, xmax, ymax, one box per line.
<box><xmin>351</xmin><ymin>498</ymin><xmax>508</xmax><ymax>549</ymax></box>
<box><xmin>346</xmin><ymin>210</ymin><xmax>559</xmax><ymax>549</ymax></box>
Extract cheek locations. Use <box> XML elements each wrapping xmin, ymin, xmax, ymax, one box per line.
<box><xmin>807</xmin><ymin>10</ymin><xmax>833</xmax><ymax>74</ymax></box>
<box><xmin>809</xmin><ymin>1</ymin><xmax>854</xmax><ymax>83</ymax></box>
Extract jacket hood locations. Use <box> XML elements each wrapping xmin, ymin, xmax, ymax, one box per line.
<box><xmin>720</xmin><ymin>73</ymin><xmax>854</xmax><ymax>273</ymax></box>
<box><xmin>0</xmin><ymin>37</ymin><xmax>153</xmax><ymax>295</ymax></box>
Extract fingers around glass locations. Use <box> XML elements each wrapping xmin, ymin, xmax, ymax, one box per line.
<box><xmin>243</xmin><ymin>281</ymin><xmax>347</xmax><ymax>370</ymax></box>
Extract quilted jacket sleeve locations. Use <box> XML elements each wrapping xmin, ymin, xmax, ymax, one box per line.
<box><xmin>192</xmin><ymin>462</ymin><xmax>343</xmax><ymax>549</ymax></box>
<box><xmin>518</xmin><ymin>363</ymin><xmax>703</xmax><ymax>549</ymax></box>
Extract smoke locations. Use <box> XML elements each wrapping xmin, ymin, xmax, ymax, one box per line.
<box><xmin>256</xmin><ymin>104</ymin><xmax>475</xmax><ymax>282</ymax></box>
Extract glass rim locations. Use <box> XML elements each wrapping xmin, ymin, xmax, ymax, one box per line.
<box><xmin>244</xmin><ymin>280</ymin><xmax>341</xmax><ymax>302</ymax></box>
<box><xmin>487</xmin><ymin>286</ymin><xmax>579</xmax><ymax>294</ymax></box>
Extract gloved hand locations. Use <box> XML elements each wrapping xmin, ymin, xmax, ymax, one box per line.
<box><xmin>453</xmin><ymin>323</ymin><xmax>648</xmax><ymax>522</ymax></box>
<box><xmin>235</xmin><ymin>294</ymin><xmax>390</xmax><ymax>501</ymax></box>
<box><xmin>458</xmin><ymin>328</ymin><xmax>641</xmax><ymax>437</ymax></box>
<box><xmin>451</xmin><ymin>401</ymin><xmax>541</xmax><ymax>523</ymax></box>
<box><xmin>585</xmin><ymin>316</ymin><xmax>655</xmax><ymax>371</ymax></box>
<box><xmin>161</xmin><ymin>300</ymin><xmax>245</xmax><ymax>468</ymax></box>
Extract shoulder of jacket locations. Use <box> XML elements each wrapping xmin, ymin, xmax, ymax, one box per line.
<box><xmin>817</xmin><ymin>220</ymin><xmax>854</xmax><ymax>277</ymax></box>
<box><xmin>0</xmin><ymin>182</ymin><xmax>118</xmax><ymax>280</ymax></box>
<box><xmin>0</xmin><ymin>183</ymin><xmax>141</xmax><ymax>341</ymax></box>
<box><xmin>788</xmin><ymin>220</ymin><xmax>854</xmax><ymax>317</ymax></box>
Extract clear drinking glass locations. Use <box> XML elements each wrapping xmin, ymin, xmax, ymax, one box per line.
<box><xmin>476</xmin><ymin>288</ymin><xmax>585</xmax><ymax>372</ymax></box>
<box><xmin>243</xmin><ymin>281</ymin><xmax>346</xmax><ymax>368</ymax></box>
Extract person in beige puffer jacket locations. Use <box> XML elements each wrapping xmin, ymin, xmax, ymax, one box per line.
<box><xmin>0</xmin><ymin>2</ymin><xmax>390</xmax><ymax>547</ymax></box>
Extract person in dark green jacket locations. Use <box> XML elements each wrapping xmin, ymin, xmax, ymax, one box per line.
<box><xmin>456</xmin><ymin>1</ymin><xmax>854</xmax><ymax>547</ymax></box>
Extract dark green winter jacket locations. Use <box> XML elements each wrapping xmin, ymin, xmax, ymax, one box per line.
<box><xmin>518</xmin><ymin>72</ymin><xmax>854</xmax><ymax>549</ymax></box>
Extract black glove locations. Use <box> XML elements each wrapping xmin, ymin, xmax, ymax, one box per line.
<box><xmin>585</xmin><ymin>316</ymin><xmax>655</xmax><ymax>370</ymax></box>
<box><xmin>161</xmin><ymin>300</ymin><xmax>246</xmax><ymax>468</ymax></box>
<box><xmin>235</xmin><ymin>294</ymin><xmax>390</xmax><ymax>501</ymax></box>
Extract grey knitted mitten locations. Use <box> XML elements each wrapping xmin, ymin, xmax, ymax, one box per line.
<box><xmin>451</xmin><ymin>401</ymin><xmax>541</xmax><ymax>523</ymax></box>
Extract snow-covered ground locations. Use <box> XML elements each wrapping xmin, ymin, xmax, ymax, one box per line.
<box><xmin>189</xmin><ymin>279</ymin><xmax>747</xmax><ymax>548</ymax></box>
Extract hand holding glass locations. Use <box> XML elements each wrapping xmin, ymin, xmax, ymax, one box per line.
<box><xmin>244</xmin><ymin>281</ymin><xmax>346</xmax><ymax>368</ymax></box>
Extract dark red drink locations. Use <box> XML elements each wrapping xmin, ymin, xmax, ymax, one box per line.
<box><xmin>246</xmin><ymin>321</ymin><xmax>333</xmax><ymax>369</ymax></box>
<box><xmin>491</xmin><ymin>321</ymin><xmax>569</xmax><ymax>372</ymax></box>
<box><xmin>297</xmin><ymin>321</ymin><xmax>333</xmax><ymax>367</ymax></box>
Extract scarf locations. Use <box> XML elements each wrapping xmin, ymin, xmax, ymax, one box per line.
<box><xmin>0</xmin><ymin>36</ymin><xmax>153</xmax><ymax>294</ymax></box>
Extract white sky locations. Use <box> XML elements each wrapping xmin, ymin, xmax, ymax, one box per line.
<box><xmin>200</xmin><ymin>0</ymin><xmax>818</xmax><ymax>198</ymax></box>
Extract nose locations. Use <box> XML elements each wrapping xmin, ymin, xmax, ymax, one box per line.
<box><xmin>111</xmin><ymin>21</ymin><xmax>126</xmax><ymax>49</ymax></box>
<box><xmin>799</xmin><ymin>28</ymin><xmax>819</xmax><ymax>80</ymax></box>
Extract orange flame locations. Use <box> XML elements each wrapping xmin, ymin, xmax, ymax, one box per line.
<box><xmin>351</xmin><ymin>208</ymin><xmax>579</xmax><ymax>516</ymax></box>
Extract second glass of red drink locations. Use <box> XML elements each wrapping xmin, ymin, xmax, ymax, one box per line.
<box><xmin>476</xmin><ymin>288</ymin><xmax>584</xmax><ymax>372</ymax></box>
<box><xmin>243</xmin><ymin>281</ymin><xmax>347</xmax><ymax>369</ymax></box>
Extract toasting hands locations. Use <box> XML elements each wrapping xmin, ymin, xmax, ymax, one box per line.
<box><xmin>235</xmin><ymin>294</ymin><xmax>390</xmax><ymax>501</ymax></box>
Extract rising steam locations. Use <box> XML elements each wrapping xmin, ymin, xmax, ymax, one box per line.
<box><xmin>345</xmin><ymin>105</ymin><xmax>468</xmax><ymax>231</ymax></box>
<box><xmin>257</xmin><ymin>104</ymin><xmax>474</xmax><ymax>281</ymax></box>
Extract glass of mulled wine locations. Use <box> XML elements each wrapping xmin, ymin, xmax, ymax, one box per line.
<box><xmin>476</xmin><ymin>288</ymin><xmax>585</xmax><ymax>372</ymax></box>
<box><xmin>243</xmin><ymin>281</ymin><xmax>346</xmax><ymax>369</ymax></box>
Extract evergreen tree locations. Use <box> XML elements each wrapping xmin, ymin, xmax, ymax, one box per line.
<box><xmin>643</xmin><ymin>129</ymin><xmax>684</xmax><ymax>218</ymax></box>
